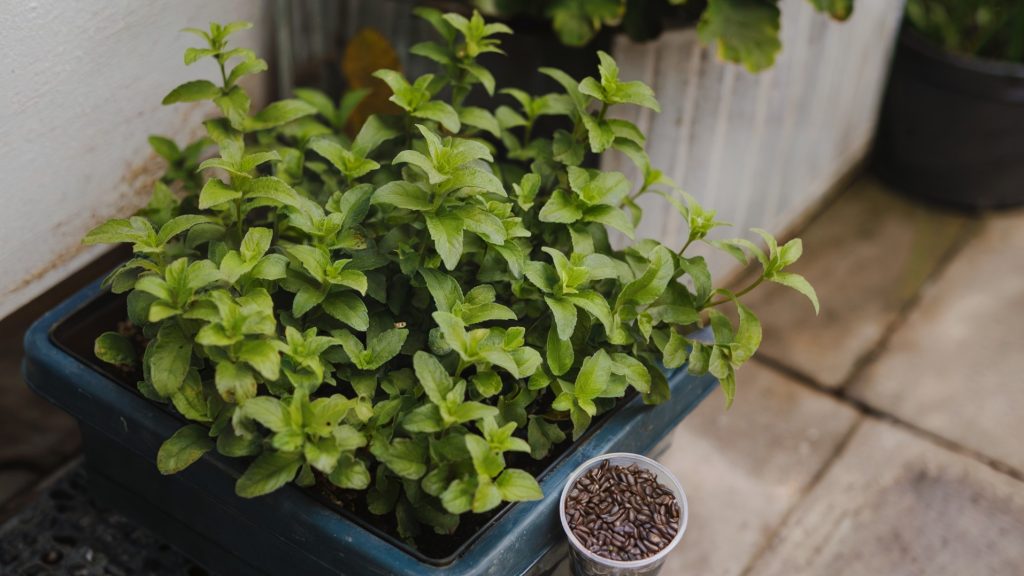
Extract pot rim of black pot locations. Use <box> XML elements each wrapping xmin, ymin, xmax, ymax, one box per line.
<box><xmin>901</xmin><ymin>25</ymin><xmax>1024</xmax><ymax>81</ymax></box>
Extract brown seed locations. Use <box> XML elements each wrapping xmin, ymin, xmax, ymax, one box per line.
<box><xmin>565</xmin><ymin>462</ymin><xmax>680</xmax><ymax>561</ymax></box>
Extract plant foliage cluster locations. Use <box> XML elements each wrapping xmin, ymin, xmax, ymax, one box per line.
<box><xmin>471</xmin><ymin>0</ymin><xmax>854</xmax><ymax>72</ymax></box>
<box><xmin>907</xmin><ymin>0</ymin><xmax>1024</xmax><ymax>62</ymax></box>
<box><xmin>86</xmin><ymin>11</ymin><xmax>815</xmax><ymax>542</ymax></box>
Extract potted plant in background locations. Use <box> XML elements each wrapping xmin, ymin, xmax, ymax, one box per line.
<box><xmin>876</xmin><ymin>0</ymin><xmax>1024</xmax><ymax>209</ymax></box>
<box><xmin>469</xmin><ymin>0</ymin><xmax>854</xmax><ymax>72</ymax></box>
<box><xmin>24</xmin><ymin>9</ymin><xmax>816</xmax><ymax>576</ymax></box>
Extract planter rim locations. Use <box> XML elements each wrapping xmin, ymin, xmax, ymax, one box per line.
<box><xmin>901</xmin><ymin>26</ymin><xmax>1024</xmax><ymax>81</ymax></box>
<box><xmin>23</xmin><ymin>278</ymin><xmax>718</xmax><ymax>576</ymax></box>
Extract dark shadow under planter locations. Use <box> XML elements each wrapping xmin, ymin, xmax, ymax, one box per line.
<box><xmin>23</xmin><ymin>279</ymin><xmax>717</xmax><ymax>576</ymax></box>
<box><xmin>875</xmin><ymin>27</ymin><xmax>1024</xmax><ymax>210</ymax></box>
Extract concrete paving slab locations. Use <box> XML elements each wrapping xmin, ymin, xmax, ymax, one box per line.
<box><xmin>849</xmin><ymin>210</ymin><xmax>1024</xmax><ymax>473</ymax></box>
<box><xmin>746</xmin><ymin>419</ymin><xmax>1024</xmax><ymax>576</ymax></box>
<box><xmin>658</xmin><ymin>363</ymin><xmax>860</xmax><ymax>576</ymax></box>
<box><xmin>737</xmin><ymin>178</ymin><xmax>974</xmax><ymax>388</ymax></box>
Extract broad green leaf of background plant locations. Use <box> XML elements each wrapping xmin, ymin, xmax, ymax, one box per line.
<box><xmin>697</xmin><ymin>0</ymin><xmax>782</xmax><ymax>73</ymax></box>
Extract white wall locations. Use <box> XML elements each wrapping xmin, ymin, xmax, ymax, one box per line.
<box><xmin>606</xmin><ymin>0</ymin><xmax>905</xmax><ymax>279</ymax></box>
<box><xmin>0</xmin><ymin>1</ymin><xmax>271</xmax><ymax>320</ymax></box>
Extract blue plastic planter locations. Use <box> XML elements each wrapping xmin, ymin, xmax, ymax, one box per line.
<box><xmin>23</xmin><ymin>279</ymin><xmax>717</xmax><ymax>576</ymax></box>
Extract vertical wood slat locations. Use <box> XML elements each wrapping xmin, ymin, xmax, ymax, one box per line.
<box><xmin>606</xmin><ymin>0</ymin><xmax>905</xmax><ymax>278</ymax></box>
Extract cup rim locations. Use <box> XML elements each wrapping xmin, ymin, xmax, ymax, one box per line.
<box><xmin>558</xmin><ymin>452</ymin><xmax>688</xmax><ymax>568</ymax></box>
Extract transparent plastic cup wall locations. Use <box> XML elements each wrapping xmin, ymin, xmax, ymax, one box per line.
<box><xmin>559</xmin><ymin>453</ymin><xmax>688</xmax><ymax>576</ymax></box>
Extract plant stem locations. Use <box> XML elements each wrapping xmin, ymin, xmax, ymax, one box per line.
<box><xmin>678</xmin><ymin>236</ymin><xmax>695</xmax><ymax>256</ymax></box>
<box><xmin>705</xmin><ymin>276</ymin><xmax>764</xmax><ymax>308</ymax></box>
<box><xmin>217</xmin><ymin>55</ymin><xmax>229</xmax><ymax>89</ymax></box>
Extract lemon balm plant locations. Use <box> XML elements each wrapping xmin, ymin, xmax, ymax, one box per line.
<box><xmin>84</xmin><ymin>11</ymin><xmax>816</xmax><ymax>543</ymax></box>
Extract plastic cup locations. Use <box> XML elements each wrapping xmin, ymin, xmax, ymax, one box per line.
<box><xmin>559</xmin><ymin>453</ymin><xmax>688</xmax><ymax>576</ymax></box>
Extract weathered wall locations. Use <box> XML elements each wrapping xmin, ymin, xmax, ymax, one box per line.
<box><xmin>0</xmin><ymin>1</ymin><xmax>271</xmax><ymax>320</ymax></box>
<box><xmin>606</xmin><ymin>0</ymin><xmax>905</xmax><ymax>278</ymax></box>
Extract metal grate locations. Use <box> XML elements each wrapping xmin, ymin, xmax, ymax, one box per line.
<box><xmin>0</xmin><ymin>463</ymin><xmax>205</xmax><ymax>576</ymax></box>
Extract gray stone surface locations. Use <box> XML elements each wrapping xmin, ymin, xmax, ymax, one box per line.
<box><xmin>746</xmin><ymin>419</ymin><xmax>1024</xmax><ymax>576</ymax></box>
<box><xmin>737</xmin><ymin>178</ymin><xmax>974</xmax><ymax>388</ymax></box>
<box><xmin>849</xmin><ymin>211</ymin><xmax>1024</xmax><ymax>473</ymax></box>
<box><xmin>658</xmin><ymin>363</ymin><xmax>860</xmax><ymax>576</ymax></box>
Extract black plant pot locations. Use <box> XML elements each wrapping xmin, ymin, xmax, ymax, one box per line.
<box><xmin>875</xmin><ymin>27</ymin><xmax>1024</xmax><ymax>209</ymax></box>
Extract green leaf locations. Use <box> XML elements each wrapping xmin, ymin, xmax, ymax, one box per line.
<box><xmin>546</xmin><ymin>324</ymin><xmax>574</xmax><ymax>377</ymax></box>
<box><xmin>452</xmin><ymin>401</ymin><xmax>499</xmax><ymax>424</ymax></box>
<box><xmin>235</xmin><ymin>451</ymin><xmax>303</xmax><ymax>498</ymax></box>
<box><xmin>643</xmin><ymin>360</ymin><xmax>671</xmax><ymax>405</ymax></box>
<box><xmin>244</xmin><ymin>177</ymin><xmax>303</xmax><ymax>209</ymax></box>
<box><xmin>239</xmin><ymin>396</ymin><xmax>288</xmax><ymax>432</ymax></box>
<box><xmin>308</xmin><ymin>139</ymin><xmax>379</xmax><ymax>180</ymax></box>
<box><xmin>538</xmin><ymin>190</ymin><xmax>583</xmax><ymax>224</ymax></box>
<box><xmin>769</xmin><ymin>272</ymin><xmax>820</xmax><ymax>314</ymax></box>
<box><xmin>372</xmin><ymin>181</ymin><xmax>433</xmax><ymax>211</ymax></box>
<box><xmin>83</xmin><ymin>217</ymin><xmax>154</xmax><ymax>246</ymax></box>
<box><xmin>545</xmin><ymin>296</ymin><xmax>578</xmax><ymax>340</ymax></box>
<box><xmin>245</xmin><ymin>99</ymin><xmax>317</xmax><ymax>131</ymax></box>
<box><xmin>149</xmin><ymin>323</ymin><xmax>192</xmax><ymax>397</ymax></box>
<box><xmin>236</xmin><ymin>339</ymin><xmax>281</xmax><ymax>380</ymax></box>
<box><xmin>366</xmin><ymin>328</ymin><xmax>408</xmax><ymax>369</ymax></box>
<box><xmin>411</xmin><ymin>40</ymin><xmax>452</xmax><ymax>65</ymax></box>
<box><xmin>527</xmin><ymin>417</ymin><xmax>566</xmax><ymax>459</ymax></box>
<box><xmin>199</xmin><ymin>179</ymin><xmax>241</xmax><ymax>210</ymax></box>
<box><xmin>413</xmin><ymin>100</ymin><xmax>461</xmax><ymax>133</ymax></box>
<box><xmin>441</xmin><ymin>478</ymin><xmax>475</xmax><ymax>514</ymax></box>
<box><xmin>227</xmin><ymin>57</ymin><xmax>268</xmax><ymax>87</ymax></box>
<box><xmin>352</xmin><ymin>115</ymin><xmax>401</xmax><ymax>155</ymax></box>
<box><xmin>808</xmin><ymin>0</ymin><xmax>853</xmax><ymax>19</ymax></box>
<box><xmin>156</xmin><ymin>215</ymin><xmax>217</xmax><ymax>243</ymax></box>
<box><xmin>321</xmin><ymin>292</ymin><xmax>369</xmax><ymax>331</ymax></box>
<box><xmin>171</xmin><ymin>370</ymin><xmax>217</xmax><ymax>423</ymax></box>
<box><xmin>413</xmin><ymin>351</ymin><xmax>453</xmax><ymax>405</ymax></box>
<box><xmin>496</xmin><ymin>469</ymin><xmax>542</xmax><ymax>502</ymax></box>
<box><xmin>658</xmin><ymin>329</ymin><xmax>689</xmax><ymax>369</ymax></box>
<box><xmin>732</xmin><ymin>300</ymin><xmax>762</xmax><ymax>363</ymax></box>
<box><xmin>94</xmin><ymin>332</ymin><xmax>136</xmax><ymax>367</ymax></box>
<box><xmin>329</xmin><ymin>453</ymin><xmax>371</xmax><ymax>489</ymax></box>
<box><xmin>564</xmin><ymin>291</ymin><xmax>613</xmax><ymax>334</ymax></box>
<box><xmin>471</xmin><ymin>370</ymin><xmax>504</xmax><ymax>398</ymax></box>
<box><xmin>157</xmin><ymin>424</ymin><xmax>213</xmax><ymax>474</ymax></box>
<box><xmin>610</xmin><ymin>352</ymin><xmax>651</xmax><ymax>394</ymax></box>
<box><xmin>465</xmin><ymin>435</ymin><xmax>504</xmax><ymax>478</ymax></box>
<box><xmin>456</xmin><ymin>205</ymin><xmax>507</xmax><ymax>242</ymax></box>
<box><xmin>371</xmin><ymin>437</ymin><xmax>427</xmax><ymax>480</ymax></box>
<box><xmin>459</xmin><ymin>106</ymin><xmax>501</xmax><ymax>137</ymax></box>
<box><xmin>697</xmin><ymin>0</ymin><xmax>782</xmax><ymax>73</ymax></box>
<box><xmin>162</xmin><ymin>80</ymin><xmax>221</xmax><ymax>104</ymax></box>
<box><xmin>215</xmin><ymin>361</ymin><xmax>257</xmax><ymax>403</ymax></box>
<box><xmin>616</xmin><ymin>245</ymin><xmax>674</xmax><ymax>308</ymax></box>
<box><xmin>402</xmin><ymin>404</ymin><xmax>445</xmax><ymax>433</ymax></box>
<box><xmin>420</xmin><ymin>269</ymin><xmax>463</xmax><ymax>314</ymax></box>
<box><xmin>575</xmin><ymin>349</ymin><xmax>611</xmax><ymax>401</ymax></box>
<box><xmin>425</xmin><ymin>212</ymin><xmax>465</xmax><ymax>270</ymax></box>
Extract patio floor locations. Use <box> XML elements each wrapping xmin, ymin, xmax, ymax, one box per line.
<box><xmin>660</xmin><ymin>176</ymin><xmax>1024</xmax><ymax>575</ymax></box>
<box><xmin>2</xmin><ymin>174</ymin><xmax>1023</xmax><ymax>574</ymax></box>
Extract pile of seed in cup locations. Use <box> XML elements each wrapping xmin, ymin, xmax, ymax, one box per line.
<box><xmin>564</xmin><ymin>460</ymin><xmax>681</xmax><ymax>562</ymax></box>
